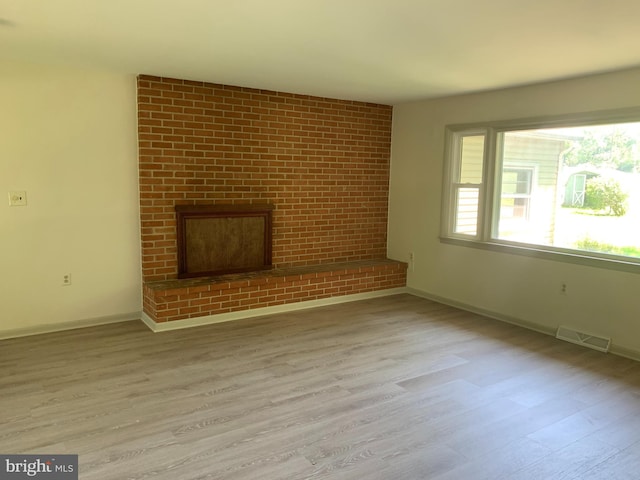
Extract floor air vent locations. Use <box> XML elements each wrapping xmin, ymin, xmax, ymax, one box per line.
<box><xmin>556</xmin><ymin>326</ymin><xmax>611</xmax><ymax>353</ymax></box>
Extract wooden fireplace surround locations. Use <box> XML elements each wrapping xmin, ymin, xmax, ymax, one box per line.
<box><xmin>176</xmin><ymin>204</ymin><xmax>273</xmax><ymax>279</ymax></box>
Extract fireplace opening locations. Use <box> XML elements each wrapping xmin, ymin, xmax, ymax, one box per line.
<box><xmin>175</xmin><ymin>204</ymin><xmax>273</xmax><ymax>279</ymax></box>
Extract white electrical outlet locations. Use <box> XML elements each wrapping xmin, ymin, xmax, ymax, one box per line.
<box><xmin>62</xmin><ymin>273</ymin><xmax>72</xmax><ymax>286</ymax></box>
<box><xmin>8</xmin><ymin>191</ymin><xmax>27</xmax><ymax>206</ymax></box>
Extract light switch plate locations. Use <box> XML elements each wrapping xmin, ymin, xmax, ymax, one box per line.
<box><xmin>8</xmin><ymin>191</ymin><xmax>27</xmax><ymax>206</ymax></box>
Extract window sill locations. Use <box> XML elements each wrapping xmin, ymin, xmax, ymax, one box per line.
<box><xmin>439</xmin><ymin>236</ymin><xmax>640</xmax><ymax>274</ymax></box>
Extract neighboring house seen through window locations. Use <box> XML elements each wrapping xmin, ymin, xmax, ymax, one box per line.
<box><xmin>500</xmin><ymin>167</ymin><xmax>533</xmax><ymax>220</ymax></box>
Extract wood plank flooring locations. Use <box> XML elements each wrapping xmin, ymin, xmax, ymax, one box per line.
<box><xmin>1</xmin><ymin>294</ymin><xmax>640</xmax><ymax>479</ymax></box>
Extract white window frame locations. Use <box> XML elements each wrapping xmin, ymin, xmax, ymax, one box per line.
<box><xmin>440</xmin><ymin>107</ymin><xmax>640</xmax><ymax>274</ymax></box>
<box><xmin>441</xmin><ymin>129</ymin><xmax>488</xmax><ymax>239</ymax></box>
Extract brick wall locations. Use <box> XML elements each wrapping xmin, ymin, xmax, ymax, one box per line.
<box><xmin>138</xmin><ymin>75</ymin><xmax>393</xmax><ymax>282</ymax></box>
<box><xmin>144</xmin><ymin>260</ymin><xmax>407</xmax><ymax>323</ymax></box>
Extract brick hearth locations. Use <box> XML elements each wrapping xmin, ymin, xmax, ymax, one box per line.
<box><xmin>143</xmin><ymin>259</ymin><xmax>406</xmax><ymax>323</ymax></box>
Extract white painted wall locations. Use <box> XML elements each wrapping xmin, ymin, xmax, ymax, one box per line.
<box><xmin>388</xmin><ymin>68</ymin><xmax>640</xmax><ymax>356</ymax></box>
<box><xmin>0</xmin><ymin>61</ymin><xmax>141</xmax><ymax>335</ymax></box>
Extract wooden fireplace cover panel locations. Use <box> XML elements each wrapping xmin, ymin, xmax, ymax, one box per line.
<box><xmin>176</xmin><ymin>204</ymin><xmax>273</xmax><ymax>278</ymax></box>
<box><xmin>185</xmin><ymin>217</ymin><xmax>265</xmax><ymax>273</ymax></box>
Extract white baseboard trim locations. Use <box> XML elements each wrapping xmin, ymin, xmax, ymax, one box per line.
<box><xmin>142</xmin><ymin>287</ymin><xmax>409</xmax><ymax>333</ymax></box>
<box><xmin>140</xmin><ymin>311</ymin><xmax>157</xmax><ymax>332</ymax></box>
<box><xmin>406</xmin><ymin>287</ymin><xmax>556</xmax><ymax>337</ymax></box>
<box><xmin>609</xmin><ymin>345</ymin><xmax>640</xmax><ymax>363</ymax></box>
<box><xmin>406</xmin><ymin>287</ymin><xmax>640</xmax><ymax>363</ymax></box>
<box><xmin>0</xmin><ymin>311</ymin><xmax>141</xmax><ymax>341</ymax></box>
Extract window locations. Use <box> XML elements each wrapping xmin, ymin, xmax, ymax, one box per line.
<box><xmin>500</xmin><ymin>167</ymin><xmax>533</xmax><ymax>219</ymax></box>
<box><xmin>442</xmin><ymin>109</ymin><xmax>640</xmax><ymax>270</ymax></box>
<box><xmin>452</xmin><ymin>134</ymin><xmax>484</xmax><ymax>236</ymax></box>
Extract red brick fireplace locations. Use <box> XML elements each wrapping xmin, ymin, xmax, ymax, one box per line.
<box><xmin>138</xmin><ymin>75</ymin><xmax>406</xmax><ymax>324</ymax></box>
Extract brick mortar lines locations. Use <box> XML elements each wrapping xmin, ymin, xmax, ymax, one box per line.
<box><xmin>138</xmin><ymin>75</ymin><xmax>393</xmax><ymax>282</ymax></box>
<box><xmin>152</xmin><ymin>264</ymin><xmax>407</xmax><ymax>322</ymax></box>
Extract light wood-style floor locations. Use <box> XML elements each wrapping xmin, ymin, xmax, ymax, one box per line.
<box><xmin>2</xmin><ymin>294</ymin><xmax>640</xmax><ymax>479</ymax></box>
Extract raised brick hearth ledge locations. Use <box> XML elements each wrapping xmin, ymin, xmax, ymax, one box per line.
<box><xmin>143</xmin><ymin>259</ymin><xmax>407</xmax><ymax>323</ymax></box>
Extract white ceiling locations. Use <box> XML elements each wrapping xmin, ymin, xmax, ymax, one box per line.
<box><xmin>2</xmin><ymin>0</ymin><xmax>640</xmax><ymax>104</ymax></box>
